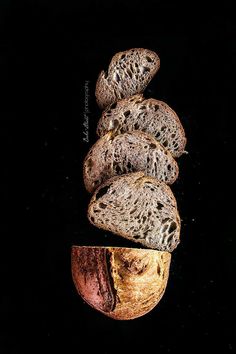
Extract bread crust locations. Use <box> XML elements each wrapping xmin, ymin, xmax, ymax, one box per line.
<box><xmin>71</xmin><ymin>246</ymin><xmax>171</xmax><ymax>320</ymax></box>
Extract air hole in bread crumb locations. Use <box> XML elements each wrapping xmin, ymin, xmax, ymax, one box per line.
<box><xmin>167</xmin><ymin>164</ymin><xmax>171</xmax><ymax>171</ymax></box>
<box><xmin>114</xmin><ymin>164</ymin><xmax>122</xmax><ymax>173</ymax></box>
<box><xmin>115</xmin><ymin>73</ymin><xmax>120</xmax><ymax>82</ymax></box>
<box><xmin>134</xmin><ymin>123</ymin><xmax>139</xmax><ymax>129</ymax></box>
<box><xmin>149</xmin><ymin>143</ymin><xmax>156</xmax><ymax>149</ymax></box>
<box><xmin>162</xmin><ymin>218</ymin><xmax>169</xmax><ymax>223</ymax></box>
<box><xmin>157</xmin><ymin>202</ymin><xmax>164</xmax><ymax>210</ymax></box>
<box><xmin>157</xmin><ymin>264</ymin><xmax>161</xmax><ymax>275</ymax></box>
<box><xmin>127</xmin><ymin>69</ymin><xmax>132</xmax><ymax>78</ymax></box>
<box><xmin>110</xmin><ymin>102</ymin><xmax>117</xmax><ymax>109</ymax></box>
<box><xmin>154</xmin><ymin>105</ymin><xmax>159</xmax><ymax>111</ymax></box>
<box><xmin>146</xmin><ymin>56</ymin><xmax>153</xmax><ymax>63</ymax></box>
<box><xmin>142</xmin><ymin>66</ymin><xmax>150</xmax><ymax>74</ymax></box>
<box><xmin>96</xmin><ymin>185</ymin><xmax>110</xmax><ymax>200</ymax></box>
<box><xmin>91</xmin><ymin>216</ymin><xmax>95</xmax><ymax>222</ymax></box>
<box><xmin>127</xmin><ymin>161</ymin><xmax>132</xmax><ymax>170</ymax></box>
<box><xmin>133</xmin><ymin>235</ymin><xmax>140</xmax><ymax>239</ymax></box>
<box><xmin>99</xmin><ymin>202</ymin><xmax>107</xmax><ymax>209</ymax></box>
<box><xmin>163</xmin><ymin>141</ymin><xmax>168</xmax><ymax>147</ymax></box>
<box><xmin>169</xmin><ymin>221</ymin><xmax>177</xmax><ymax>233</ymax></box>
<box><xmin>113</xmin><ymin>119</ymin><xmax>120</xmax><ymax>129</ymax></box>
<box><xmin>124</xmin><ymin>110</ymin><xmax>130</xmax><ymax>118</ymax></box>
<box><xmin>156</xmin><ymin>132</ymin><xmax>161</xmax><ymax>138</ymax></box>
<box><xmin>121</xmin><ymin>54</ymin><xmax>126</xmax><ymax>59</ymax></box>
<box><xmin>162</xmin><ymin>225</ymin><xmax>168</xmax><ymax>233</ymax></box>
<box><xmin>166</xmin><ymin>235</ymin><xmax>173</xmax><ymax>243</ymax></box>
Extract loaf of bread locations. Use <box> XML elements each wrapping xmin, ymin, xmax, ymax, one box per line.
<box><xmin>71</xmin><ymin>246</ymin><xmax>171</xmax><ymax>320</ymax></box>
<box><xmin>88</xmin><ymin>172</ymin><xmax>181</xmax><ymax>252</ymax></box>
<box><xmin>95</xmin><ymin>48</ymin><xmax>160</xmax><ymax>109</ymax></box>
<box><xmin>83</xmin><ymin>130</ymin><xmax>179</xmax><ymax>193</ymax></box>
<box><xmin>97</xmin><ymin>94</ymin><xmax>186</xmax><ymax>158</ymax></box>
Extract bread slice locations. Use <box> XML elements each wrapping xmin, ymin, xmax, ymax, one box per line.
<box><xmin>71</xmin><ymin>246</ymin><xmax>171</xmax><ymax>320</ymax></box>
<box><xmin>97</xmin><ymin>94</ymin><xmax>186</xmax><ymax>158</ymax></box>
<box><xmin>83</xmin><ymin>130</ymin><xmax>179</xmax><ymax>193</ymax></box>
<box><xmin>95</xmin><ymin>48</ymin><xmax>160</xmax><ymax>109</ymax></box>
<box><xmin>88</xmin><ymin>172</ymin><xmax>181</xmax><ymax>252</ymax></box>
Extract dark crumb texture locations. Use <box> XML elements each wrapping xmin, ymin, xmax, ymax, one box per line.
<box><xmin>83</xmin><ymin>130</ymin><xmax>179</xmax><ymax>193</ymax></box>
<box><xmin>97</xmin><ymin>94</ymin><xmax>187</xmax><ymax>158</ymax></box>
<box><xmin>88</xmin><ymin>172</ymin><xmax>181</xmax><ymax>252</ymax></box>
<box><xmin>95</xmin><ymin>48</ymin><xmax>160</xmax><ymax>109</ymax></box>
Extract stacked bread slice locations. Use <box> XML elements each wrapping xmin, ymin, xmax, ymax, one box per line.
<box><xmin>72</xmin><ymin>48</ymin><xmax>187</xmax><ymax>320</ymax></box>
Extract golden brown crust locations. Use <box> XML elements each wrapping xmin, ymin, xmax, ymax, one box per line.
<box><xmin>71</xmin><ymin>246</ymin><xmax>171</xmax><ymax>320</ymax></box>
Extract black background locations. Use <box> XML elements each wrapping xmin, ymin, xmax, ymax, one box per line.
<box><xmin>1</xmin><ymin>1</ymin><xmax>235</xmax><ymax>353</ymax></box>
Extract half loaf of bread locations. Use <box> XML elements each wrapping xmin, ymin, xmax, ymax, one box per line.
<box><xmin>71</xmin><ymin>246</ymin><xmax>171</xmax><ymax>320</ymax></box>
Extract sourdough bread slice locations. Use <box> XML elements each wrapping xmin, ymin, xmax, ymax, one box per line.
<box><xmin>95</xmin><ymin>48</ymin><xmax>160</xmax><ymax>109</ymax></box>
<box><xmin>83</xmin><ymin>131</ymin><xmax>179</xmax><ymax>193</ymax></box>
<box><xmin>88</xmin><ymin>172</ymin><xmax>181</xmax><ymax>252</ymax></box>
<box><xmin>97</xmin><ymin>94</ymin><xmax>186</xmax><ymax>158</ymax></box>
